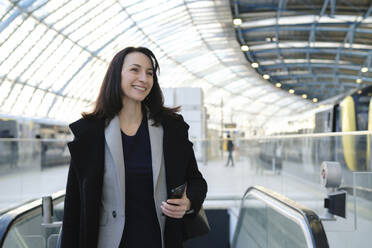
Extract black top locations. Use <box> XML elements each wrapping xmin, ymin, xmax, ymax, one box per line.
<box><xmin>119</xmin><ymin>116</ymin><xmax>162</xmax><ymax>248</ymax></box>
<box><xmin>227</xmin><ymin>140</ymin><xmax>234</xmax><ymax>152</ymax></box>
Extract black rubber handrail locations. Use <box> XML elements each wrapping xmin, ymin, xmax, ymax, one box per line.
<box><xmin>233</xmin><ymin>185</ymin><xmax>329</xmax><ymax>248</ymax></box>
<box><xmin>0</xmin><ymin>190</ymin><xmax>65</xmax><ymax>247</ymax></box>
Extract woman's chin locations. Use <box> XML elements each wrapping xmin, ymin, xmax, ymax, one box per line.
<box><xmin>124</xmin><ymin>95</ymin><xmax>147</xmax><ymax>103</ymax></box>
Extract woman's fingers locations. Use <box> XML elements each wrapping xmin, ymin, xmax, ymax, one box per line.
<box><xmin>161</xmin><ymin>189</ymin><xmax>192</xmax><ymax>218</ymax></box>
<box><xmin>166</xmin><ymin>198</ymin><xmax>187</xmax><ymax>207</ymax></box>
<box><xmin>161</xmin><ymin>206</ymin><xmax>183</xmax><ymax>218</ymax></box>
<box><xmin>161</xmin><ymin>201</ymin><xmax>187</xmax><ymax>219</ymax></box>
<box><xmin>162</xmin><ymin>201</ymin><xmax>187</xmax><ymax>212</ymax></box>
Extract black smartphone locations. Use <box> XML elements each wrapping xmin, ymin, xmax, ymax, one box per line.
<box><xmin>169</xmin><ymin>183</ymin><xmax>186</xmax><ymax>199</ymax></box>
<box><xmin>162</xmin><ymin>183</ymin><xmax>187</xmax><ymax>214</ymax></box>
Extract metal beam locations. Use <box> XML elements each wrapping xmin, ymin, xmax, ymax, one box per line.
<box><xmin>272</xmin><ymin>73</ymin><xmax>372</xmax><ymax>83</ymax></box>
<box><xmin>253</xmin><ymin>47</ymin><xmax>368</xmax><ymax>57</ymax></box>
<box><xmin>235</xmin><ymin>3</ymin><xmax>278</xmax><ymax>12</ymax></box>
<box><xmin>261</xmin><ymin>62</ymin><xmax>361</xmax><ymax>71</ymax></box>
<box><xmin>0</xmin><ymin>0</ymin><xmax>36</xmax><ymax>33</ymax></box>
<box><xmin>307</xmin><ymin>23</ymin><xmax>317</xmax><ymax>77</ymax></box>
<box><xmin>320</xmin><ymin>0</ymin><xmax>331</xmax><ymax>17</ymax></box>
<box><xmin>330</xmin><ymin>0</ymin><xmax>336</xmax><ymax>17</ymax></box>
<box><xmin>233</xmin><ymin>0</ymin><xmax>240</xmax><ymax>15</ymax></box>
<box><xmin>363</xmin><ymin>3</ymin><xmax>372</xmax><ymax>19</ymax></box>
<box><xmin>274</xmin><ymin>0</ymin><xmax>287</xmax><ymax>74</ymax></box>
<box><xmin>283</xmin><ymin>82</ymin><xmax>360</xmax><ymax>88</ymax></box>
<box><xmin>242</xmin><ymin>26</ymin><xmax>372</xmax><ymax>35</ymax></box>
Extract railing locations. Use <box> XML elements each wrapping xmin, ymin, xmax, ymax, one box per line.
<box><xmin>0</xmin><ymin>190</ymin><xmax>65</xmax><ymax>248</ymax></box>
<box><xmin>232</xmin><ymin>186</ymin><xmax>328</xmax><ymax>248</ymax></box>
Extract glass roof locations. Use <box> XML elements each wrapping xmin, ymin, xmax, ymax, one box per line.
<box><xmin>0</xmin><ymin>0</ymin><xmax>310</xmax><ymax>130</ymax></box>
<box><xmin>233</xmin><ymin>0</ymin><xmax>372</xmax><ymax>102</ymax></box>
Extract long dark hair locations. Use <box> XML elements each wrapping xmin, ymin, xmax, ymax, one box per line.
<box><xmin>82</xmin><ymin>47</ymin><xmax>179</xmax><ymax>126</ymax></box>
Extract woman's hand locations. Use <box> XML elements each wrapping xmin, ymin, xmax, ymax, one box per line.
<box><xmin>161</xmin><ymin>190</ymin><xmax>191</xmax><ymax>219</ymax></box>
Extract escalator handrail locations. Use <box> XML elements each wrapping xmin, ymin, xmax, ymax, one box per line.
<box><xmin>0</xmin><ymin>190</ymin><xmax>65</xmax><ymax>247</ymax></box>
<box><xmin>233</xmin><ymin>185</ymin><xmax>329</xmax><ymax>248</ymax></box>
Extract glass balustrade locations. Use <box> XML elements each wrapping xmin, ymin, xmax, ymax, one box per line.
<box><xmin>0</xmin><ymin>139</ymin><xmax>69</xmax><ymax>213</ymax></box>
<box><xmin>192</xmin><ymin>132</ymin><xmax>372</xmax><ymax>247</ymax></box>
<box><xmin>0</xmin><ymin>132</ymin><xmax>372</xmax><ymax>248</ymax></box>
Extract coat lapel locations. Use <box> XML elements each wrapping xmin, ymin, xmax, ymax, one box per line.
<box><xmin>148</xmin><ymin>118</ymin><xmax>164</xmax><ymax>193</ymax></box>
<box><xmin>104</xmin><ymin>116</ymin><xmax>125</xmax><ymax>210</ymax></box>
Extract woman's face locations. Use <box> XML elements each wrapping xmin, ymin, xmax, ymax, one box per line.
<box><xmin>121</xmin><ymin>52</ymin><xmax>154</xmax><ymax>104</ymax></box>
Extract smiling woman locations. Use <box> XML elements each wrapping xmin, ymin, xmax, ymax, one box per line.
<box><xmin>60</xmin><ymin>47</ymin><xmax>208</xmax><ymax>248</ymax></box>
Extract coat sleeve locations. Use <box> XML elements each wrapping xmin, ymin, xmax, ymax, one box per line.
<box><xmin>60</xmin><ymin>157</ymin><xmax>81</xmax><ymax>247</ymax></box>
<box><xmin>182</xmin><ymin>122</ymin><xmax>208</xmax><ymax>218</ymax></box>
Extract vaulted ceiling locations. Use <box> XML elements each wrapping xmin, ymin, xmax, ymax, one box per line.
<box><xmin>1</xmin><ymin>0</ymin><xmax>338</xmax><ymax>131</ymax></box>
<box><xmin>232</xmin><ymin>0</ymin><xmax>372</xmax><ymax>101</ymax></box>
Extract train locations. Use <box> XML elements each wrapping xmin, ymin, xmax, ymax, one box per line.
<box><xmin>256</xmin><ymin>85</ymin><xmax>372</xmax><ymax>187</ymax></box>
<box><xmin>0</xmin><ymin>114</ymin><xmax>71</xmax><ymax>170</ymax></box>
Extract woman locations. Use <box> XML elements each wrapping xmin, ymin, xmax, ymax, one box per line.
<box><xmin>60</xmin><ymin>47</ymin><xmax>207</xmax><ymax>248</ymax></box>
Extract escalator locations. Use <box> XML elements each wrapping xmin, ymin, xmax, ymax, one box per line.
<box><xmin>232</xmin><ymin>186</ymin><xmax>328</xmax><ymax>248</ymax></box>
<box><xmin>0</xmin><ymin>191</ymin><xmax>64</xmax><ymax>248</ymax></box>
<box><xmin>0</xmin><ymin>186</ymin><xmax>328</xmax><ymax>248</ymax></box>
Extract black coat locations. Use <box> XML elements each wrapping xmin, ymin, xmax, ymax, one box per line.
<box><xmin>60</xmin><ymin>114</ymin><xmax>208</xmax><ymax>248</ymax></box>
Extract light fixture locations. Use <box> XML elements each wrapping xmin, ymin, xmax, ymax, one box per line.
<box><xmin>356</xmin><ymin>78</ymin><xmax>362</xmax><ymax>83</ymax></box>
<box><xmin>312</xmin><ymin>98</ymin><xmax>318</xmax><ymax>103</ymax></box>
<box><xmin>265</xmin><ymin>37</ymin><xmax>271</xmax><ymax>42</ymax></box>
<box><xmin>358</xmin><ymin>90</ymin><xmax>363</xmax><ymax>94</ymax></box>
<box><xmin>275</xmin><ymin>83</ymin><xmax>282</xmax><ymax>88</ymax></box>
<box><xmin>251</xmin><ymin>62</ymin><xmax>259</xmax><ymax>68</ymax></box>
<box><xmin>289</xmin><ymin>89</ymin><xmax>295</xmax><ymax>94</ymax></box>
<box><xmin>241</xmin><ymin>45</ymin><xmax>249</xmax><ymax>51</ymax></box>
<box><xmin>263</xmin><ymin>74</ymin><xmax>270</xmax><ymax>80</ymax></box>
<box><xmin>302</xmin><ymin>94</ymin><xmax>307</xmax><ymax>99</ymax></box>
<box><xmin>361</xmin><ymin>67</ymin><xmax>368</xmax><ymax>73</ymax></box>
<box><xmin>233</xmin><ymin>18</ymin><xmax>242</xmax><ymax>26</ymax></box>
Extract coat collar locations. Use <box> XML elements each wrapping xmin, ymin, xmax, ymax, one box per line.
<box><xmin>148</xmin><ymin>117</ymin><xmax>164</xmax><ymax>193</ymax></box>
<box><xmin>104</xmin><ymin>116</ymin><xmax>126</xmax><ymax>209</ymax></box>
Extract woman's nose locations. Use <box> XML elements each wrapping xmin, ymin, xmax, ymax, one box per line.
<box><xmin>138</xmin><ymin>71</ymin><xmax>147</xmax><ymax>82</ymax></box>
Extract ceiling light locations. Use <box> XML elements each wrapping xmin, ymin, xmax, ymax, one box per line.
<box><xmin>233</xmin><ymin>18</ymin><xmax>242</xmax><ymax>26</ymax></box>
<box><xmin>289</xmin><ymin>89</ymin><xmax>295</xmax><ymax>94</ymax></box>
<box><xmin>251</xmin><ymin>62</ymin><xmax>259</xmax><ymax>68</ymax></box>
<box><xmin>241</xmin><ymin>45</ymin><xmax>249</xmax><ymax>51</ymax></box>
<box><xmin>312</xmin><ymin>98</ymin><xmax>318</xmax><ymax>103</ymax></box>
<box><xmin>263</xmin><ymin>74</ymin><xmax>270</xmax><ymax>80</ymax></box>
<box><xmin>356</xmin><ymin>78</ymin><xmax>362</xmax><ymax>83</ymax></box>
<box><xmin>358</xmin><ymin>90</ymin><xmax>363</xmax><ymax>94</ymax></box>
<box><xmin>302</xmin><ymin>94</ymin><xmax>307</xmax><ymax>99</ymax></box>
<box><xmin>275</xmin><ymin>83</ymin><xmax>282</xmax><ymax>88</ymax></box>
<box><xmin>361</xmin><ymin>67</ymin><xmax>369</xmax><ymax>73</ymax></box>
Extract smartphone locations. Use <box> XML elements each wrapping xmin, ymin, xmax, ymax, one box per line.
<box><xmin>163</xmin><ymin>183</ymin><xmax>187</xmax><ymax>214</ymax></box>
<box><xmin>169</xmin><ymin>183</ymin><xmax>186</xmax><ymax>199</ymax></box>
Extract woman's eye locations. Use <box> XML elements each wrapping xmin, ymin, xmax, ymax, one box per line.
<box><xmin>147</xmin><ymin>72</ymin><xmax>153</xmax><ymax>76</ymax></box>
<box><xmin>130</xmin><ymin>68</ymin><xmax>138</xmax><ymax>72</ymax></box>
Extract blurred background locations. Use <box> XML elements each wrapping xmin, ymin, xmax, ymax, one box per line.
<box><xmin>1</xmin><ymin>0</ymin><xmax>372</xmax><ymax>247</ymax></box>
